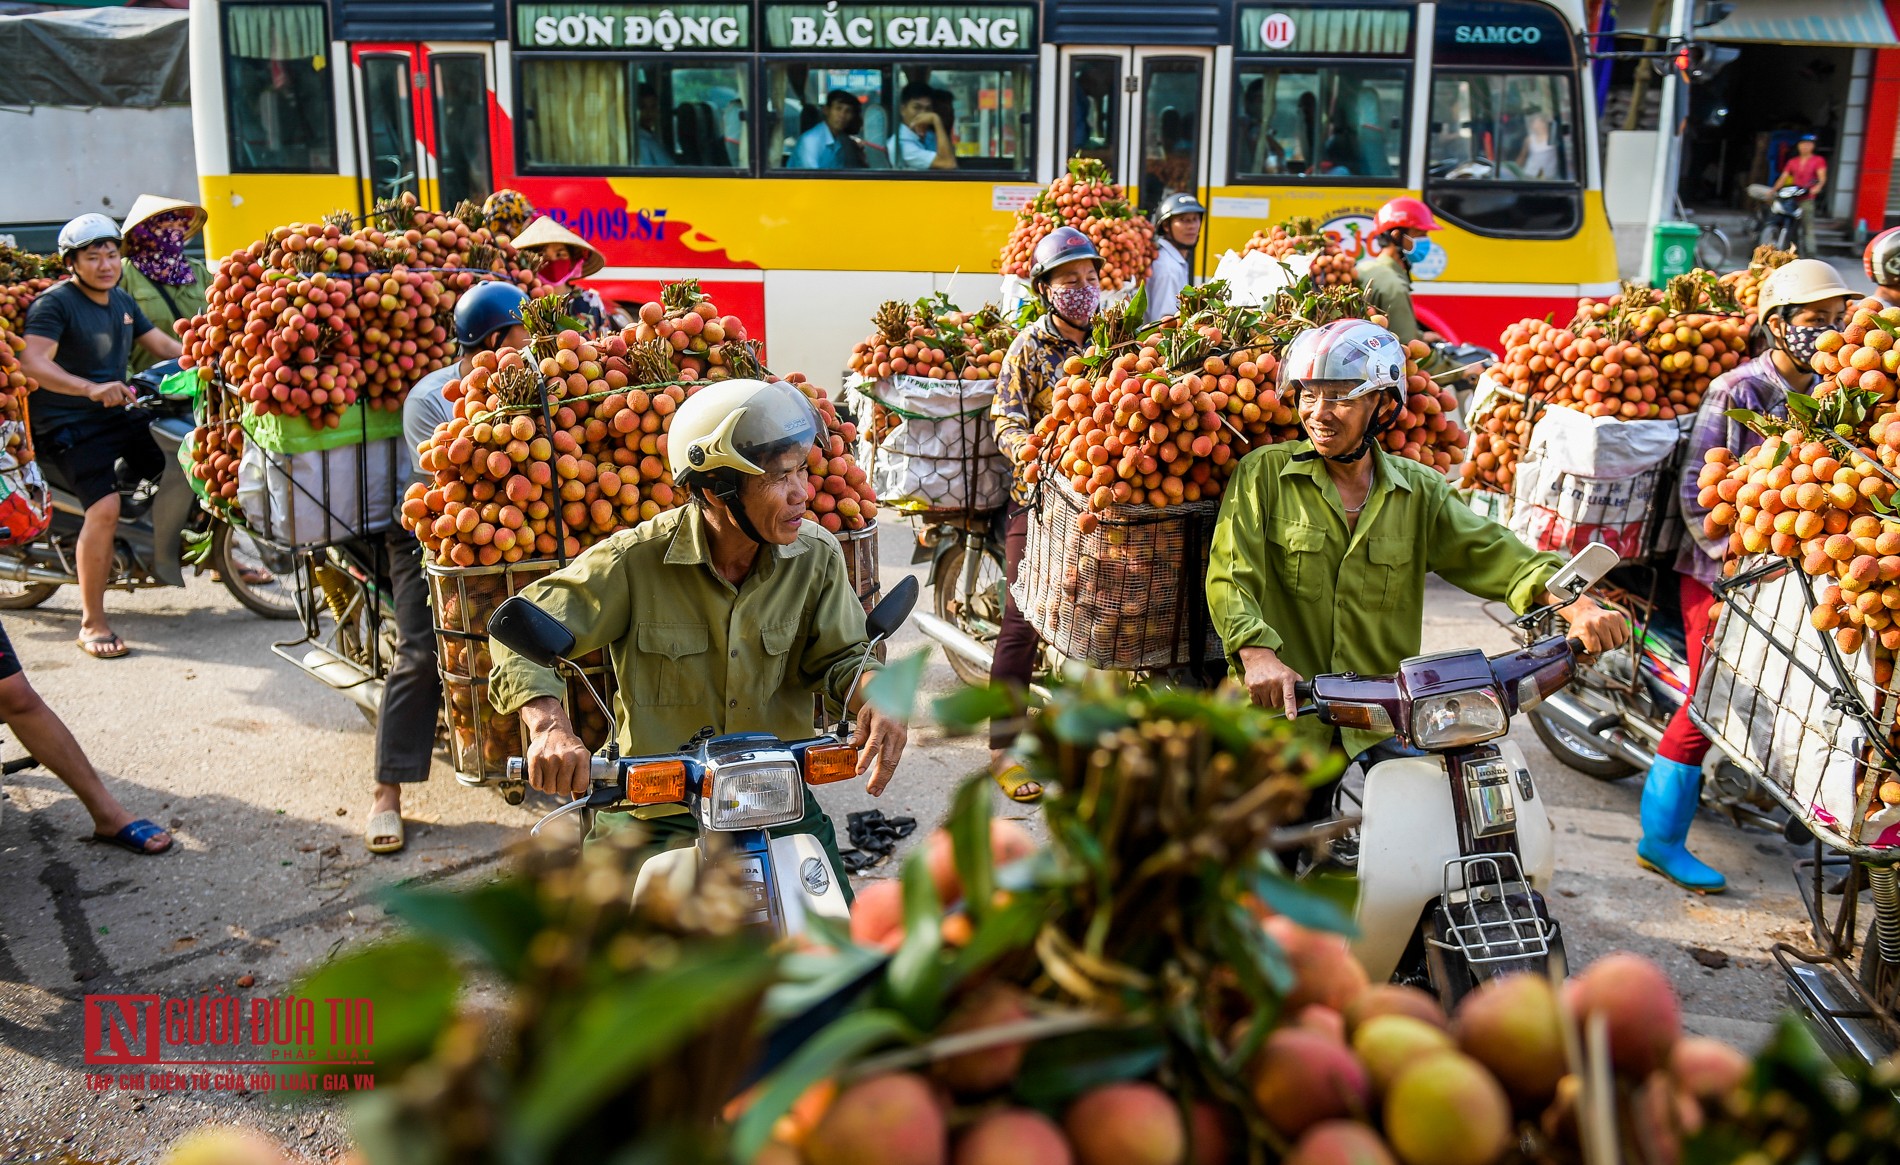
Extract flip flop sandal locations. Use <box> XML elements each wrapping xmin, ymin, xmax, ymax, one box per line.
<box><xmin>365</xmin><ymin>809</ymin><xmax>406</xmax><ymax>854</ymax></box>
<box><xmin>992</xmin><ymin>764</ymin><xmax>1043</xmax><ymax>804</ymax></box>
<box><xmin>76</xmin><ymin>634</ymin><xmax>128</xmax><ymax>660</ymax></box>
<box><xmin>93</xmin><ymin>819</ymin><xmax>172</xmax><ymax>855</ymax></box>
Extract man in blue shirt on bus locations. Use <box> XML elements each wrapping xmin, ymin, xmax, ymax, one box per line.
<box><xmin>890</xmin><ymin>82</ymin><xmax>956</xmax><ymax>171</ymax></box>
<box><xmin>791</xmin><ymin>90</ymin><xmax>869</xmax><ymax>170</ymax></box>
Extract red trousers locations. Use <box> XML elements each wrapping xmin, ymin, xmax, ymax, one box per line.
<box><xmin>1656</xmin><ymin>574</ymin><xmax>1715</xmax><ymax>765</ymax></box>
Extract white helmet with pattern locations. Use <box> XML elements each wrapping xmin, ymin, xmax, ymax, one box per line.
<box><xmin>1277</xmin><ymin>319</ymin><xmax>1407</xmax><ymax>402</ymax></box>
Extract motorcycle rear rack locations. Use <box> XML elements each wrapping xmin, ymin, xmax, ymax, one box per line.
<box><xmin>1427</xmin><ymin>853</ymin><xmax>1553</xmax><ymax>967</ymax></box>
<box><xmin>1773</xmin><ymin>943</ymin><xmax>1900</xmax><ymax>1064</ymax></box>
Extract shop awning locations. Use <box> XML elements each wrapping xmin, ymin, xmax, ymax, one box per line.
<box><xmin>1611</xmin><ymin>0</ymin><xmax>1899</xmax><ymax>47</ymax></box>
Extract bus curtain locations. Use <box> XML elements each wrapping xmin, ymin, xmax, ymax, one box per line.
<box><xmin>520</xmin><ymin>59</ymin><xmax>633</xmax><ymax>169</ymax></box>
<box><xmin>0</xmin><ymin>7</ymin><xmax>188</xmax><ymax>109</ymax></box>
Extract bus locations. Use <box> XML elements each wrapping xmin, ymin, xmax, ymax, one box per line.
<box><xmin>189</xmin><ymin>0</ymin><xmax>1616</xmax><ymax>383</ymax></box>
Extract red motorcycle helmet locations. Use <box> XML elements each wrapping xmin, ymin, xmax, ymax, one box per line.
<box><xmin>1866</xmin><ymin>226</ymin><xmax>1900</xmax><ymax>289</ymax></box>
<box><xmin>1373</xmin><ymin>197</ymin><xmax>1442</xmax><ymax>234</ymax></box>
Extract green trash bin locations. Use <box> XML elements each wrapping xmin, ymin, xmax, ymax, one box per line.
<box><xmin>1651</xmin><ymin>221</ymin><xmax>1699</xmax><ymax>284</ymax></box>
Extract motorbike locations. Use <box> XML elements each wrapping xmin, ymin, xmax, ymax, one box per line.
<box><xmin>1298</xmin><ymin>544</ymin><xmax>1617</xmax><ymax>1007</ymax></box>
<box><xmin>1758</xmin><ymin>184</ymin><xmax>1812</xmax><ymax>253</ymax></box>
<box><xmin>1519</xmin><ymin>570</ymin><xmax>1781</xmax><ymax>832</ymax></box>
<box><xmin>492</xmin><ymin>576</ymin><xmax>921</xmax><ymax>938</ymax></box>
<box><xmin>0</xmin><ymin>359</ymin><xmax>292</xmax><ymax>620</ymax></box>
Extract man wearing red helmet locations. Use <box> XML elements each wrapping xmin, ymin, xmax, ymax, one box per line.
<box><xmin>1356</xmin><ymin>197</ymin><xmax>1447</xmax><ymax>368</ymax></box>
<box><xmin>1865</xmin><ymin>227</ymin><xmax>1900</xmax><ymax>310</ymax></box>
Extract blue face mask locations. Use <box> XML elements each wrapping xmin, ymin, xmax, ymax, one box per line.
<box><xmin>1403</xmin><ymin>235</ymin><xmax>1431</xmax><ymax>265</ymax></box>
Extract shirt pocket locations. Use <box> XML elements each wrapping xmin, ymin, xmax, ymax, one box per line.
<box><xmin>758</xmin><ymin>618</ymin><xmax>801</xmax><ymax>693</ymax></box>
<box><xmin>633</xmin><ymin>622</ymin><xmax>710</xmax><ymax>708</ymax></box>
<box><xmin>1359</xmin><ymin>535</ymin><xmax>1411</xmax><ymax>609</ymax></box>
<box><xmin>1268</xmin><ymin>520</ymin><xmax>1328</xmax><ymax>597</ymax></box>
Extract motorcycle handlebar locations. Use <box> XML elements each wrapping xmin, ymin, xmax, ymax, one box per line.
<box><xmin>505</xmin><ymin>756</ymin><xmax>621</xmax><ymax>787</ymax></box>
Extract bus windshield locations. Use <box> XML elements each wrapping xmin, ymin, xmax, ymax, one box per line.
<box><xmin>1428</xmin><ymin>72</ymin><xmax>1575</xmax><ymax>183</ymax></box>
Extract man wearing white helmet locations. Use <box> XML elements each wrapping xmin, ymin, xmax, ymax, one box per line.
<box><xmin>18</xmin><ymin>213</ymin><xmax>183</xmax><ymax>659</ymax></box>
<box><xmin>1206</xmin><ymin>319</ymin><xmax>1629</xmax><ymax>817</ymax></box>
<box><xmin>1648</xmin><ymin>258</ymin><xmax>1854</xmax><ymax>893</ymax></box>
<box><xmin>488</xmin><ymin>378</ymin><xmax>909</xmax><ymax>883</ymax></box>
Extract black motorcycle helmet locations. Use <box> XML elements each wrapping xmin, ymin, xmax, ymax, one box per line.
<box><xmin>1028</xmin><ymin>226</ymin><xmax>1104</xmax><ymax>290</ymax></box>
<box><xmin>1151</xmin><ymin>192</ymin><xmax>1208</xmax><ymax>235</ymax></box>
<box><xmin>454</xmin><ymin>282</ymin><xmax>530</xmax><ymax>349</ymax></box>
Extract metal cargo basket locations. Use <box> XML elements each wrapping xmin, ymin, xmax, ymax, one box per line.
<box><xmin>427</xmin><ymin>560</ymin><xmax>616</xmax><ymax>787</ymax></box>
<box><xmin>836</xmin><ymin>518</ymin><xmax>880</xmax><ymax>614</ymax></box>
<box><xmin>1014</xmin><ymin>477</ymin><xmax>1222</xmax><ymax>672</ymax></box>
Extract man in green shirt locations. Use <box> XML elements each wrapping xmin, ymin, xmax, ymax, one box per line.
<box><xmin>1206</xmin><ymin>320</ymin><xmax>1628</xmax><ymax>779</ymax></box>
<box><xmin>1355</xmin><ymin>197</ymin><xmax>1455</xmax><ymax>377</ymax></box>
<box><xmin>490</xmin><ymin>379</ymin><xmax>909</xmax><ymax>880</ymax></box>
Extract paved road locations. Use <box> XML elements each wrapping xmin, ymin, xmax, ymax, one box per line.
<box><xmin>0</xmin><ymin>528</ymin><xmax>1805</xmax><ymax>1162</ymax></box>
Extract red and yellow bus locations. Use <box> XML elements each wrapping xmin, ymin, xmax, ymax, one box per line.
<box><xmin>190</xmin><ymin>0</ymin><xmax>1615</xmax><ymax>381</ymax></box>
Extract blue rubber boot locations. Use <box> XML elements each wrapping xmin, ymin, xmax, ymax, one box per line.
<box><xmin>1636</xmin><ymin>756</ymin><xmax>1727</xmax><ymax>893</ymax></box>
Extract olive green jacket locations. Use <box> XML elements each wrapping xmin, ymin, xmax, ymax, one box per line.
<box><xmin>1206</xmin><ymin>441</ymin><xmax>1563</xmax><ymax>757</ymax></box>
<box><xmin>120</xmin><ymin>261</ymin><xmax>209</xmax><ymax>376</ymax></box>
<box><xmin>489</xmin><ymin>504</ymin><xmax>879</xmax><ymax>755</ymax></box>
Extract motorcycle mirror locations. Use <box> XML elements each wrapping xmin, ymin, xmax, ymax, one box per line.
<box><xmin>488</xmin><ymin>596</ymin><xmax>576</xmax><ymax>668</ymax></box>
<box><xmin>1546</xmin><ymin>543</ymin><xmax>1620</xmax><ymax>605</ymax></box>
<box><xmin>866</xmin><ymin>575</ymin><xmax>919</xmax><ymax>642</ymax></box>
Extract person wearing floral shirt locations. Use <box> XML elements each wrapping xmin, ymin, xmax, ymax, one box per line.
<box><xmin>986</xmin><ymin>227</ymin><xmax>1099</xmax><ymax>802</ymax></box>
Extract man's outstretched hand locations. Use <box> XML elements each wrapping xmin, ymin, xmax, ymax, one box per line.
<box><xmin>853</xmin><ymin>704</ymin><xmax>908</xmax><ymax>796</ymax></box>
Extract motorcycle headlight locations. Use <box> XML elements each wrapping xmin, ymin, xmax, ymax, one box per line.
<box><xmin>704</xmin><ymin>754</ymin><xmax>805</xmax><ymax>831</ymax></box>
<box><xmin>1410</xmin><ymin>689</ymin><xmax>1509</xmax><ymax>749</ymax></box>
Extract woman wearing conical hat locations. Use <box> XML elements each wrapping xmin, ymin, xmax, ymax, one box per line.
<box><xmin>117</xmin><ymin>195</ymin><xmax>210</xmax><ymax>376</ymax></box>
<box><xmin>510</xmin><ymin>215</ymin><xmax>629</xmax><ymax>332</ymax></box>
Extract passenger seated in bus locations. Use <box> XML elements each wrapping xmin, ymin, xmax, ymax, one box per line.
<box><xmin>635</xmin><ymin>88</ymin><xmax>672</xmax><ymax>168</ymax></box>
<box><xmin>1354</xmin><ymin>90</ymin><xmax>1392</xmax><ymax>178</ymax></box>
<box><xmin>1518</xmin><ymin>113</ymin><xmax>1559</xmax><ymax>179</ymax></box>
<box><xmin>891</xmin><ymin>81</ymin><xmax>957</xmax><ymax>170</ymax></box>
<box><xmin>790</xmin><ymin>90</ymin><xmax>869</xmax><ymax>170</ymax></box>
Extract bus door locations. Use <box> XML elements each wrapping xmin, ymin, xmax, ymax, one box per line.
<box><xmin>348</xmin><ymin>44</ymin><xmax>495</xmax><ymax>214</ymax></box>
<box><xmin>1057</xmin><ymin>48</ymin><xmax>1213</xmax><ymax>211</ymax></box>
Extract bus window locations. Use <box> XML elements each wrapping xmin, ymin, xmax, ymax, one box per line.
<box><xmin>1066</xmin><ymin>56</ymin><xmax>1120</xmax><ymax>169</ymax></box>
<box><xmin>766</xmin><ymin>62</ymin><xmax>1032</xmax><ymax>175</ymax></box>
<box><xmin>1427</xmin><ymin>74</ymin><xmax>1574</xmax><ymax>182</ymax></box>
<box><xmin>223</xmin><ymin>3</ymin><xmax>335</xmax><ymax>173</ymax></box>
<box><xmin>1425</xmin><ymin>72</ymin><xmax>1581</xmax><ymax>237</ymax></box>
<box><xmin>519</xmin><ymin>60</ymin><xmax>748</xmax><ymax>171</ymax></box>
<box><xmin>361</xmin><ymin>56</ymin><xmax>418</xmax><ymax>204</ymax></box>
<box><xmin>897</xmin><ymin>65</ymin><xmax>1032</xmax><ymax>173</ymax></box>
<box><xmin>431</xmin><ymin>54</ymin><xmax>492</xmax><ymax>209</ymax></box>
<box><xmin>1139</xmin><ymin>59</ymin><xmax>1202</xmax><ymax>208</ymax></box>
<box><xmin>633</xmin><ymin>63</ymin><xmax>749</xmax><ymax>168</ymax></box>
<box><xmin>766</xmin><ymin>64</ymin><xmax>892</xmax><ymax>171</ymax></box>
<box><xmin>520</xmin><ymin>59</ymin><xmax>631</xmax><ymax>169</ymax></box>
<box><xmin>1231</xmin><ymin>65</ymin><xmax>1406</xmax><ymax>181</ymax></box>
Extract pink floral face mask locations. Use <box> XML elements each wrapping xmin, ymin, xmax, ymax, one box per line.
<box><xmin>1047</xmin><ymin>282</ymin><xmax>1100</xmax><ymax>326</ymax></box>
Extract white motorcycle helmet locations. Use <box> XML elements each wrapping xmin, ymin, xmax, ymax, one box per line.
<box><xmin>1757</xmin><ymin>258</ymin><xmax>1853</xmax><ymax>316</ymax></box>
<box><xmin>1278</xmin><ymin>318</ymin><xmax>1407</xmax><ymax>402</ymax></box>
<box><xmin>1279</xmin><ymin>319</ymin><xmax>1408</xmax><ymax>463</ymax></box>
<box><xmin>668</xmin><ymin>378</ymin><xmax>822</xmax><ymax>535</ymax></box>
<box><xmin>57</xmin><ymin>213</ymin><xmax>123</xmax><ymax>261</ymax></box>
